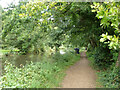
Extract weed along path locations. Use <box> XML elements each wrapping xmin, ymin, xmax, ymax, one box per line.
<box><xmin>61</xmin><ymin>52</ymin><xmax>96</xmax><ymax>88</ymax></box>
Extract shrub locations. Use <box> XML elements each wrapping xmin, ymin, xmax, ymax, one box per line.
<box><xmin>97</xmin><ymin>66</ymin><xmax>119</xmax><ymax>88</ymax></box>
<box><xmin>93</xmin><ymin>46</ymin><xmax>114</xmax><ymax>70</ymax></box>
<box><xmin>1</xmin><ymin>60</ymin><xmax>61</xmax><ymax>88</ymax></box>
<box><xmin>87</xmin><ymin>46</ymin><xmax>119</xmax><ymax>88</ymax></box>
<box><xmin>0</xmin><ymin>52</ymin><xmax>80</xmax><ymax>88</ymax></box>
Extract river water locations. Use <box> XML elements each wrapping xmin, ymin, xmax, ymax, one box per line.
<box><xmin>2</xmin><ymin>54</ymin><xmax>43</xmax><ymax>66</ymax></box>
<box><xmin>1</xmin><ymin>53</ymin><xmax>43</xmax><ymax>75</ymax></box>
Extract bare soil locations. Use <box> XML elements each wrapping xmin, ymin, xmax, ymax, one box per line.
<box><xmin>61</xmin><ymin>52</ymin><xmax>96</xmax><ymax>88</ymax></box>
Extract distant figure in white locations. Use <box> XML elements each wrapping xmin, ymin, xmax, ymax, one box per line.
<box><xmin>60</xmin><ymin>50</ymin><xmax>66</xmax><ymax>54</ymax></box>
<box><xmin>59</xmin><ymin>45</ymin><xmax>66</xmax><ymax>54</ymax></box>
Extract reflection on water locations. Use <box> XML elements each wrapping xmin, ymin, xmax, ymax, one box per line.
<box><xmin>2</xmin><ymin>54</ymin><xmax>42</xmax><ymax>67</ymax></box>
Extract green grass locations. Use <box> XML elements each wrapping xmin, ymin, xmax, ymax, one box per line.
<box><xmin>0</xmin><ymin>52</ymin><xmax>80</xmax><ymax>88</ymax></box>
<box><xmin>86</xmin><ymin>52</ymin><xmax>96</xmax><ymax>69</ymax></box>
<box><xmin>0</xmin><ymin>49</ymin><xmax>19</xmax><ymax>55</ymax></box>
<box><xmin>0</xmin><ymin>49</ymin><xmax>19</xmax><ymax>52</ymax></box>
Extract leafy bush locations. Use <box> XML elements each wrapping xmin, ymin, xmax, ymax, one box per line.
<box><xmin>93</xmin><ymin>46</ymin><xmax>114</xmax><ymax>70</ymax></box>
<box><xmin>87</xmin><ymin>47</ymin><xmax>119</xmax><ymax>88</ymax></box>
<box><xmin>1</xmin><ymin>61</ymin><xmax>60</xmax><ymax>88</ymax></box>
<box><xmin>0</xmin><ymin>52</ymin><xmax>80</xmax><ymax>88</ymax></box>
<box><xmin>97</xmin><ymin>66</ymin><xmax>119</xmax><ymax>88</ymax></box>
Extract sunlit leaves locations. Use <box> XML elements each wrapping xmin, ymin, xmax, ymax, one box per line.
<box><xmin>91</xmin><ymin>2</ymin><xmax>119</xmax><ymax>31</ymax></box>
<box><xmin>100</xmin><ymin>33</ymin><xmax>119</xmax><ymax>50</ymax></box>
<box><xmin>54</xmin><ymin>27</ymin><xmax>58</xmax><ymax>30</ymax></box>
<box><xmin>91</xmin><ymin>2</ymin><xmax>120</xmax><ymax>50</ymax></box>
<box><xmin>19</xmin><ymin>13</ymin><xmax>26</xmax><ymax>17</ymax></box>
<box><xmin>2</xmin><ymin>1</ymin><xmax>56</xmax><ymax>53</ymax></box>
<box><xmin>20</xmin><ymin>5</ymin><xmax>26</xmax><ymax>10</ymax></box>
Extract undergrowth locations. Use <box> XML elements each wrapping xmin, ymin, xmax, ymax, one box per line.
<box><xmin>86</xmin><ymin>49</ymin><xmax>119</xmax><ymax>88</ymax></box>
<box><xmin>0</xmin><ymin>52</ymin><xmax>80</xmax><ymax>88</ymax></box>
<box><xmin>96</xmin><ymin>66</ymin><xmax>119</xmax><ymax>88</ymax></box>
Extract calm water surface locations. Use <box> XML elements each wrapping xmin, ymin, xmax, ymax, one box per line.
<box><xmin>1</xmin><ymin>53</ymin><xmax>43</xmax><ymax>74</ymax></box>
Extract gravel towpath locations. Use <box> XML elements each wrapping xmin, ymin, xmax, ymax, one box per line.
<box><xmin>61</xmin><ymin>52</ymin><xmax>96</xmax><ymax>88</ymax></box>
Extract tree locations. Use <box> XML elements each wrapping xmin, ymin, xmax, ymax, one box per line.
<box><xmin>91</xmin><ymin>2</ymin><xmax>120</xmax><ymax>66</ymax></box>
<box><xmin>2</xmin><ymin>1</ymin><xmax>53</xmax><ymax>54</ymax></box>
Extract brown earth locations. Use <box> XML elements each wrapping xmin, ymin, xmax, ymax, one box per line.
<box><xmin>61</xmin><ymin>52</ymin><xmax>96</xmax><ymax>88</ymax></box>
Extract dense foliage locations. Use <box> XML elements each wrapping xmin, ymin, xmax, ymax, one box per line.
<box><xmin>97</xmin><ymin>66</ymin><xmax>119</xmax><ymax>88</ymax></box>
<box><xmin>1</xmin><ymin>0</ymin><xmax>120</xmax><ymax>88</ymax></box>
<box><xmin>2</xmin><ymin>2</ymin><xmax>101</xmax><ymax>53</ymax></box>
<box><xmin>1</xmin><ymin>52</ymin><xmax>80</xmax><ymax>88</ymax></box>
<box><xmin>88</xmin><ymin>2</ymin><xmax>120</xmax><ymax>88</ymax></box>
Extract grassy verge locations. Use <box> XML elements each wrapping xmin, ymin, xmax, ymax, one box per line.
<box><xmin>0</xmin><ymin>49</ymin><xmax>19</xmax><ymax>55</ymax></box>
<box><xmin>86</xmin><ymin>52</ymin><xmax>96</xmax><ymax>69</ymax></box>
<box><xmin>0</xmin><ymin>52</ymin><xmax>80</xmax><ymax>88</ymax></box>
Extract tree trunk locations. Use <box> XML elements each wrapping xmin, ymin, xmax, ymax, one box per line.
<box><xmin>118</xmin><ymin>50</ymin><xmax>120</xmax><ymax>67</ymax></box>
<box><xmin>116</xmin><ymin>50</ymin><xmax>120</xmax><ymax>67</ymax></box>
<box><xmin>118</xmin><ymin>51</ymin><xmax>120</xmax><ymax>89</ymax></box>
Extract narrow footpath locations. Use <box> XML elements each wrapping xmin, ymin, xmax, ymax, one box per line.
<box><xmin>62</xmin><ymin>52</ymin><xmax>96</xmax><ymax>88</ymax></box>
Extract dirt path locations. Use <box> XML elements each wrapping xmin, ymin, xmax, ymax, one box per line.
<box><xmin>61</xmin><ymin>52</ymin><xmax>96</xmax><ymax>88</ymax></box>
